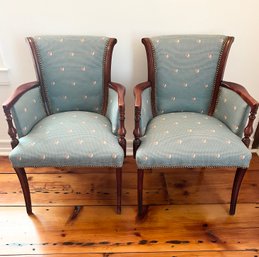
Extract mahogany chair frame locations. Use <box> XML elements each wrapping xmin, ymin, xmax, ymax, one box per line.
<box><xmin>133</xmin><ymin>37</ymin><xmax>258</xmax><ymax>217</ymax></box>
<box><xmin>252</xmin><ymin>122</ymin><xmax>259</xmax><ymax>149</ymax></box>
<box><xmin>3</xmin><ymin>37</ymin><xmax>126</xmax><ymax>215</ymax></box>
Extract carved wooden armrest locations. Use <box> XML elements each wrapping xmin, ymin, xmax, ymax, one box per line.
<box><xmin>2</xmin><ymin>82</ymin><xmax>40</xmax><ymax>149</ymax></box>
<box><xmin>133</xmin><ymin>81</ymin><xmax>152</xmax><ymax>157</ymax></box>
<box><xmin>109</xmin><ymin>82</ymin><xmax>126</xmax><ymax>156</ymax></box>
<box><xmin>221</xmin><ymin>81</ymin><xmax>259</xmax><ymax>147</ymax></box>
<box><xmin>3</xmin><ymin>81</ymin><xmax>39</xmax><ymax>111</ymax></box>
<box><xmin>134</xmin><ymin>81</ymin><xmax>151</xmax><ymax>108</ymax></box>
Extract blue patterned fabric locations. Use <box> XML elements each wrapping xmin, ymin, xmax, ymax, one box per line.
<box><xmin>11</xmin><ymin>87</ymin><xmax>47</xmax><ymax>137</ymax></box>
<box><xmin>33</xmin><ymin>36</ymin><xmax>109</xmax><ymax>114</ymax></box>
<box><xmin>150</xmin><ymin>35</ymin><xmax>227</xmax><ymax>114</ymax></box>
<box><xmin>136</xmin><ymin>112</ymin><xmax>251</xmax><ymax>169</ymax></box>
<box><xmin>10</xmin><ymin>111</ymin><xmax>124</xmax><ymax>167</ymax></box>
<box><xmin>106</xmin><ymin>88</ymin><xmax>119</xmax><ymax>135</ymax></box>
<box><xmin>140</xmin><ymin>87</ymin><xmax>153</xmax><ymax>136</ymax></box>
<box><xmin>214</xmin><ymin>87</ymin><xmax>250</xmax><ymax>137</ymax></box>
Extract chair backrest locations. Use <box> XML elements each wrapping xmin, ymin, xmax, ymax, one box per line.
<box><xmin>28</xmin><ymin>36</ymin><xmax>116</xmax><ymax>114</ymax></box>
<box><xmin>143</xmin><ymin>35</ymin><xmax>234</xmax><ymax>116</ymax></box>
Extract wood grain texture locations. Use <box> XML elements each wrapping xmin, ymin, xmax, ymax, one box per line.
<box><xmin>2</xmin><ymin>253</ymin><xmax>257</xmax><ymax>257</ymax></box>
<box><xmin>0</xmin><ymin>155</ymin><xmax>258</xmax><ymax>256</ymax></box>
<box><xmin>0</xmin><ymin>173</ymin><xmax>167</xmax><ymax>206</ymax></box>
<box><xmin>111</xmin><ymin>253</ymin><xmax>259</xmax><ymax>257</ymax></box>
<box><xmin>4</xmin><ymin>255</ymin><xmax>102</xmax><ymax>257</ymax></box>
<box><xmin>0</xmin><ymin>204</ymin><xmax>258</xmax><ymax>254</ymax></box>
<box><xmin>1</xmin><ymin>169</ymin><xmax>258</xmax><ymax>206</ymax></box>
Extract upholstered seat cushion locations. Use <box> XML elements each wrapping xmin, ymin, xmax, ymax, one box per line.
<box><xmin>136</xmin><ymin>112</ymin><xmax>251</xmax><ymax>169</ymax></box>
<box><xmin>10</xmin><ymin>111</ymin><xmax>124</xmax><ymax>168</ymax></box>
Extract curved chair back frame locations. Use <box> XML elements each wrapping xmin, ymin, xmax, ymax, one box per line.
<box><xmin>141</xmin><ymin>36</ymin><xmax>234</xmax><ymax>117</ymax></box>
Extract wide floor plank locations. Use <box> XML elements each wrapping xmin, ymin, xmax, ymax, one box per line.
<box><xmin>164</xmin><ymin>169</ymin><xmax>259</xmax><ymax>204</ymax></box>
<box><xmin>0</xmin><ymin>155</ymin><xmax>258</xmax><ymax>256</ymax></box>
<box><xmin>2</xmin><ymin>252</ymin><xmax>257</xmax><ymax>257</ymax></box>
<box><xmin>0</xmin><ymin>170</ymin><xmax>258</xmax><ymax>206</ymax></box>
<box><xmin>0</xmin><ymin>204</ymin><xmax>258</xmax><ymax>254</ymax></box>
<box><xmin>0</xmin><ymin>173</ymin><xmax>167</xmax><ymax>206</ymax></box>
<box><xmin>111</xmin><ymin>252</ymin><xmax>259</xmax><ymax>257</ymax></box>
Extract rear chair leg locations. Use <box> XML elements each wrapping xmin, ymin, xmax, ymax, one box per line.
<box><xmin>229</xmin><ymin>168</ymin><xmax>247</xmax><ymax>215</ymax></box>
<box><xmin>14</xmin><ymin>167</ymin><xmax>32</xmax><ymax>215</ymax></box>
<box><xmin>116</xmin><ymin>168</ymin><xmax>122</xmax><ymax>214</ymax></box>
<box><xmin>138</xmin><ymin>169</ymin><xmax>144</xmax><ymax>217</ymax></box>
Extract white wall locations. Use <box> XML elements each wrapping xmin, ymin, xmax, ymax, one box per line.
<box><xmin>0</xmin><ymin>0</ymin><xmax>259</xmax><ymax>154</ymax></box>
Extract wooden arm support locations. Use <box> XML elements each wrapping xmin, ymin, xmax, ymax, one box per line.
<box><xmin>221</xmin><ymin>81</ymin><xmax>258</xmax><ymax>107</ymax></box>
<box><xmin>134</xmin><ymin>81</ymin><xmax>152</xmax><ymax>108</ymax></box>
<box><xmin>109</xmin><ymin>82</ymin><xmax>126</xmax><ymax>156</ymax></box>
<box><xmin>221</xmin><ymin>81</ymin><xmax>259</xmax><ymax>147</ymax></box>
<box><xmin>3</xmin><ymin>81</ymin><xmax>39</xmax><ymax>111</ymax></box>
<box><xmin>133</xmin><ymin>81</ymin><xmax>151</xmax><ymax>158</ymax></box>
<box><xmin>2</xmin><ymin>81</ymin><xmax>39</xmax><ymax>149</ymax></box>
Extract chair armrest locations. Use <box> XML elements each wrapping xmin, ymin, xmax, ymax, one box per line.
<box><xmin>134</xmin><ymin>81</ymin><xmax>151</xmax><ymax>107</ymax></box>
<box><xmin>107</xmin><ymin>82</ymin><xmax>126</xmax><ymax>156</ymax></box>
<box><xmin>3</xmin><ymin>81</ymin><xmax>39</xmax><ymax>110</ymax></box>
<box><xmin>109</xmin><ymin>82</ymin><xmax>125</xmax><ymax>108</ymax></box>
<box><xmin>134</xmin><ymin>81</ymin><xmax>152</xmax><ymax>135</ymax></box>
<box><xmin>2</xmin><ymin>82</ymin><xmax>47</xmax><ymax>148</ymax></box>
<box><xmin>214</xmin><ymin>81</ymin><xmax>258</xmax><ymax>147</ymax></box>
<box><xmin>133</xmin><ymin>81</ymin><xmax>152</xmax><ymax>157</ymax></box>
<box><xmin>221</xmin><ymin>81</ymin><xmax>258</xmax><ymax>107</ymax></box>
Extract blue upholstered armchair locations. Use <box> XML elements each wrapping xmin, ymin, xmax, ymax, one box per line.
<box><xmin>3</xmin><ymin>36</ymin><xmax>126</xmax><ymax>214</ymax></box>
<box><xmin>133</xmin><ymin>35</ymin><xmax>258</xmax><ymax>216</ymax></box>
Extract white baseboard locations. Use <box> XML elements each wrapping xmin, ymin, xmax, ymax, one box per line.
<box><xmin>251</xmin><ymin>148</ymin><xmax>259</xmax><ymax>156</ymax></box>
<box><xmin>0</xmin><ymin>140</ymin><xmax>11</xmax><ymax>156</ymax></box>
<box><xmin>127</xmin><ymin>139</ymin><xmax>133</xmax><ymax>156</ymax></box>
<box><xmin>0</xmin><ymin>67</ymin><xmax>9</xmax><ymax>86</ymax></box>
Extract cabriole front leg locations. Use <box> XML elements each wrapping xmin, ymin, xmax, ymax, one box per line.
<box><xmin>116</xmin><ymin>167</ymin><xmax>122</xmax><ymax>214</ymax></box>
<box><xmin>119</xmin><ymin>138</ymin><xmax>126</xmax><ymax>157</ymax></box>
<box><xmin>137</xmin><ymin>169</ymin><xmax>144</xmax><ymax>217</ymax></box>
<box><xmin>133</xmin><ymin>138</ymin><xmax>141</xmax><ymax>159</ymax></box>
<box><xmin>229</xmin><ymin>168</ymin><xmax>247</xmax><ymax>215</ymax></box>
<box><xmin>14</xmin><ymin>167</ymin><xmax>32</xmax><ymax>215</ymax></box>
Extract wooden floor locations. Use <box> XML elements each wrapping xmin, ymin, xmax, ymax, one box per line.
<box><xmin>0</xmin><ymin>155</ymin><xmax>259</xmax><ymax>256</ymax></box>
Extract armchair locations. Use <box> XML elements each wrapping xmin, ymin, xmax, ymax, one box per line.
<box><xmin>3</xmin><ymin>36</ymin><xmax>126</xmax><ymax>214</ymax></box>
<box><xmin>133</xmin><ymin>35</ymin><xmax>258</xmax><ymax>216</ymax></box>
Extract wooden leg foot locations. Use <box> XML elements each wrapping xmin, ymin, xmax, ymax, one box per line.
<box><xmin>116</xmin><ymin>168</ymin><xmax>122</xmax><ymax>214</ymax></box>
<box><xmin>14</xmin><ymin>167</ymin><xmax>32</xmax><ymax>215</ymax></box>
<box><xmin>137</xmin><ymin>169</ymin><xmax>144</xmax><ymax>217</ymax></box>
<box><xmin>229</xmin><ymin>168</ymin><xmax>246</xmax><ymax>215</ymax></box>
